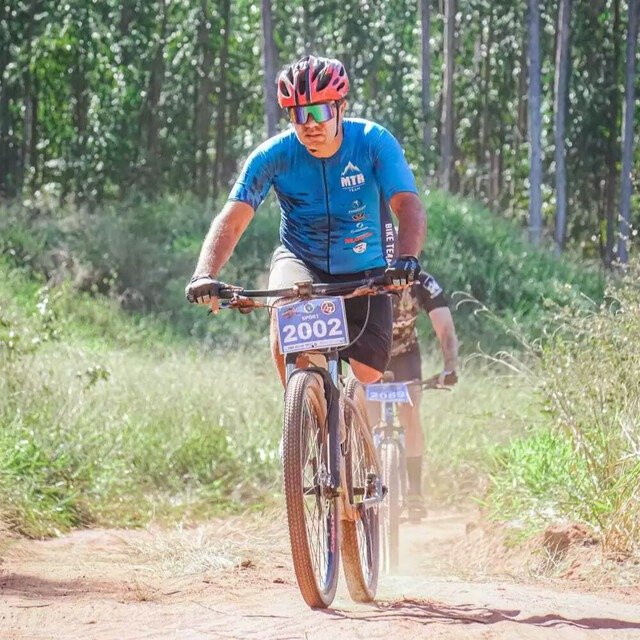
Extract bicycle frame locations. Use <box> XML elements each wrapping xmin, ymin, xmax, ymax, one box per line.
<box><xmin>285</xmin><ymin>349</ymin><xmax>384</xmax><ymax>521</ymax></box>
<box><xmin>372</xmin><ymin>393</ymin><xmax>408</xmax><ymax>504</ymax></box>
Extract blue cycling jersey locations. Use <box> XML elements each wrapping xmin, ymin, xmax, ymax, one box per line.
<box><xmin>228</xmin><ymin>118</ymin><xmax>418</xmax><ymax>275</ymax></box>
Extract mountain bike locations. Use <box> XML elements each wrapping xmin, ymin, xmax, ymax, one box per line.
<box><xmin>366</xmin><ymin>375</ymin><xmax>447</xmax><ymax>573</ymax></box>
<box><xmin>212</xmin><ymin>276</ymin><xmax>399</xmax><ymax>608</ymax></box>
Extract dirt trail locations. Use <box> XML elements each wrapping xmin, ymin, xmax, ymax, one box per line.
<box><xmin>1</xmin><ymin>510</ymin><xmax>639</xmax><ymax>640</ymax></box>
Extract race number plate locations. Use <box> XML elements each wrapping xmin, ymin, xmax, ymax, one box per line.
<box><xmin>276</xmin><ymin>296</ymin><xmax>349</xmax><ymax>354</ymax></box>
<box><xmin>365</xmin><ymin>383</ymin><xmax>412</xmax><ymax>404</ymax></box>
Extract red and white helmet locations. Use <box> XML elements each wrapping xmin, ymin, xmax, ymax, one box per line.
<box><xmin>277</xmin><ymin>55</ymin><xmax>349</xmax><ymax>108</ymax></box>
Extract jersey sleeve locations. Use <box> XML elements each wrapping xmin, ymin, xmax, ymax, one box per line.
<box><xmin>372</xmin><ymin>127</ymin><xmax>419</xmax><ymax>201</ymax></box>
<box><xmin>413</xmin><ymin>272</ymin><xmax>449</xmax><ymax>313</ymax></box>
<box><xmin>228</xmin><ymin>145</ymin><xmax>276</xmax><ymax>211</ymax></box>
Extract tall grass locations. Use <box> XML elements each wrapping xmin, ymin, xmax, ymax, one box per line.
<box><xmin>486</xmin><ymin>268</ymin><xmax>640</xmax><ymax>554</ymax></box>
<box><xmin>423</xmin><ymin>191</ymin><xmax>605</xmax><ymax>350</ymax></box>
<box><xmin>418</xmin><ymin>351</ymin><xmax>537</xmax><ymax>502</ymax></box>
<box><xmin>0</xmin><ymin>263</ymin><xmax>283</xmax><ymax>537</ymax></box>
<box><xmin>0</xmin><ymin>341</ymin><xmax>283</xmax><ymax>537</ymax></box>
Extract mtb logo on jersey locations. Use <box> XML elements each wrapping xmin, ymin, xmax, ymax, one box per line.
<box><xmin>341</xmin><ymin>161</ymin><xmax>365</xmax><ymax>190</ymax></box>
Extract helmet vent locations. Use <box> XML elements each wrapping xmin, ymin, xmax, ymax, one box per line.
<box><xmin>279</xmin><ymin>80</ymin><xmax>290</xmax><ymax>97</ymax></box>
<box><xmin>297</xmin><ymin>74</ymin><xmax>308</xmax><ymax>97</ymax></box>
<box><xmin>316</xmin><ymin>71</ymin><xmax>331</xmax><ymax>92</ymax></box>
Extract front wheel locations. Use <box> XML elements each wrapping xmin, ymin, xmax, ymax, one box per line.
<box><xmin>379</xmin><ymin>439</ymin><xmax>401</xmax><ymax>573</ymax></box>
<box><xmin>341</xmin><ymin>377</ymin><xmax>381</xmax><ymax>602</ymax></box>
<box><xmin>282</xmin><ymin>370</ymin><xmax>340</xmax><ymax>608</ymax></box>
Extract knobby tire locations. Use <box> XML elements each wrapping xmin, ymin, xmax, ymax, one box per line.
<box><xmin>282</xmin><ymin>370</ymin><xmax>340</xmax><ymax>608</ymax></box>
<box><xmin>341</xmin><ymin>377</ymin><xmax>381</xmax><ymax>602</ymax></box>
<box><xmin>380</xmin><ymin>439</ymin><xmax>401</xmax><ymax>572</ymax></box>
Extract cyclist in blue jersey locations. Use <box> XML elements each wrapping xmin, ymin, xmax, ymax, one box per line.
<box><xmin>186</xmin><ymin>55</ymin><xmax>427</xmax><ymax>385</ymax></box>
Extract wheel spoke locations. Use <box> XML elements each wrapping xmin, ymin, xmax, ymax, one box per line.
<box><xmin>300</xmin><ymin>397</ymin><xmax>332</xmax><ymax>589</ymax></box>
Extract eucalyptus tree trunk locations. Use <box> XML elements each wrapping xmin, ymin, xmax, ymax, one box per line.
<box><xmin>553</xmin><ymin>0</ymin><xmax>572</xmax><ymax>253</ymax></box>
<box><xmin>420</xmin><ymin>0</ymin><xmax>432</xmax><ymax>168</ymax></box>
<box><xmin>212</xmin><ymin>0</ymin><xmax>231</xmax><ymax>197</ymax></box>
<box><xmin>261</xmin><ymin>0</ymin><xmax>279</xmax><ymax>138</ymax></box>
<box><xmin>617</xmin><ymin>0</ymin><xmax>640</xmax><ymax>264</ymax></box>
<box><xmin>480</xmin><ymin>7</ymin><xmax>494</xmax><ymax>200</ymax></box>
<box><xmin>439</xmin><ymin>0</ymin><xmax>456</xmax><ymax>191</ymax></box>
<box><xmin>19</xmin><ymin>0</ymin><xmax>39</xmax><ymax>192</ymax></box>
<box><xmin>195</xmin><ymin>0</ymin><xmax>215</xmax><ymax>200</ymax></box>
<box><xmin>0</xmin><ymin>19</ymin><xmax>9</xmax><ymax>194</ymax></box>
<box><xmin>140</xmin><ymin>0</ymin><xmax>168</xmax><ymax>192</ymax></box>
<box><xmin>516</xmin><ymin>38</ymin><xmax>528</xmax><ymax>147</ymax></box>
<box><xmin>604</xmin><ymin>0</ymin><xmax>621</xmax><ymax>267</ymax></box>
<box><xmin>527</xmin><ymin>0</ymin><xmax>543</xmax><ymax>245</ymax></box>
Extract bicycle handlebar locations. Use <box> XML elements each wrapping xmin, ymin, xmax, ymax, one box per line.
<box><xmin>217</xmin><ymin>275</ymin><xmax>402</xmax><ymax>310</ymax></box>
<box><xmin>380</xmin><ymin>371</ymin><xmax>450</xmax><ymax>390</ymax></box>
<box><xmin>406</xmin><ymin>378</ymin><xmax>452</xmax><ymax>391</ymax></box>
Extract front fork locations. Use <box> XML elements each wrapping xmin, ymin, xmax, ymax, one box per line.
<box><xmin>373</xmin><ymin>401</ymin><xmax>407</xmax><ymax>506</ymax></box>
<box><xmin>285</xmin><ymin>353</ymin><xmax>386</xmax><ymax>522</ymax></box>
<box><xmin>285</xmin><ymin>352</ymin><xmax>342</xmax><ymax>491</ymax></box>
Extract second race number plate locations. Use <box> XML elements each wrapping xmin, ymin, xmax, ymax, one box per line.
<box><xmin>365</xmin><ymin>383</ymin><xmax>412</xmax><ymax>404</ymax></box>
<box><xmin>276</xmin><ymin>296</ymin><xmax>350</xmax><ymax>354</ymax></box>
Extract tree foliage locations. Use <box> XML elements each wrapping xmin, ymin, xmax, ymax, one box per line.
<box><xmin>0</xmin><ymin>0</ymin><xmax>638</xmax><ymax>261</ymax></box>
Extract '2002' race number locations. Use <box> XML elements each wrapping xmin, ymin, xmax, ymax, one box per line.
<box><xmin>276</xmin><ymin>297</ymin><xmax>350</xmax><ymax>354</ymax></box>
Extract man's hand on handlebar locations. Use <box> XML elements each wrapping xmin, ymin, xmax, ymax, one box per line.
<box><xmin>185</xmin><ymin>275</ymin><xmax>224</xmax><ymax>313</ymax></box>
<box><xmin>384</xmin><ymin>255</ymin><xmax>421</xmax><ymax>286</ymax></box>
<box><xmin>425</xmin><ymin>370</ymin><xmax>458</xmax><ymax>389</ymax></box>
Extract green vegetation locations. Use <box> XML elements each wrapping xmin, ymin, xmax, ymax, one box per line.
<box><xmin>486</xmin><ymin>271</ymin><xmax>640</xmax><ymax>554</ymax></box>
<box><xmin>0</xmin><ymin>262</ymin><xmax>282</xmax><ymax>537</ymax></box>
<box><xmin>423</xmin><ymin>192</ymin><xmax>605</xmax><ymax>348</ymax></box>
<box><xmin>1</xmin><ymin>193</ymin><xmax>637</xmax><ymax>558</ymax></box>
<box><xmin>0</xmin><ymin>191</ymin><xmax>605</xmax><ymax>353</ymax></box>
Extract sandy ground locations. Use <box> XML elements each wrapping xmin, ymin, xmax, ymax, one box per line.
<box><xmin>1</xmin><ymin>509</ymin><xmax>639</xmax><ymax>640</ymax></box>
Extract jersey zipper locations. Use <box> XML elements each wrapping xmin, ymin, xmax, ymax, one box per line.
<box><xmin>321</xmin><ymin>160</ymin><xmax>331</xmax><ymax>273</ymax></box>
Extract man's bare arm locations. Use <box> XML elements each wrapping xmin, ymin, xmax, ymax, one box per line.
<box><xmin>193</xmin><ymin>200</ymin><xmax>255</xmax><ymax>277</ymax></box>
<box><xmin>388</xmin><ymin>192</ymin><xmax>427</xmax><ymax>257</ymax></box>
<box><xmin>429</xmin><ymin>307</ymin><xmax>459</xmax><ymax>372</ymax></box>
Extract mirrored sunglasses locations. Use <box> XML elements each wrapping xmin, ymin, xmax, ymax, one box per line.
<box><xmin>288</xmin><ymin>103</ymin><xmax>334</xmax><ymax>125</ymax></box>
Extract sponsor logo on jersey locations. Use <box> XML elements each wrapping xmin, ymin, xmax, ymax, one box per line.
<box><xmin>351</xmin><ymin>212</ymin><xmax>366</xmax><ymax>221</ymax></box>
<box><xmin>341</xmin><ymin>162</ymin><xmax>365</xmax><ymax>190</ymax></box>
<box><xmin>349</xmin><ymin>199</ymin><xmax>365</xmax><ymax>213</ymax></box>
<box><xmin>344</xmin><ymin>232</ymin><xmax>373</xmax><ymax>244</ymax></box>
<box><xmin>353</xmin><ymin>242</ymin><xmax>367</xmax><ymax>254</ymax></box>
<box><xmin>348</xmin><ymin>222</ymin><xmax>368</xmax><ymax>234</ymax></box>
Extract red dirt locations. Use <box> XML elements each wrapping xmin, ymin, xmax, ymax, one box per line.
<box><xmin>1</xmin><ymin>510</ymin><xmax>639</xmax><ymax>639</ymax></box>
